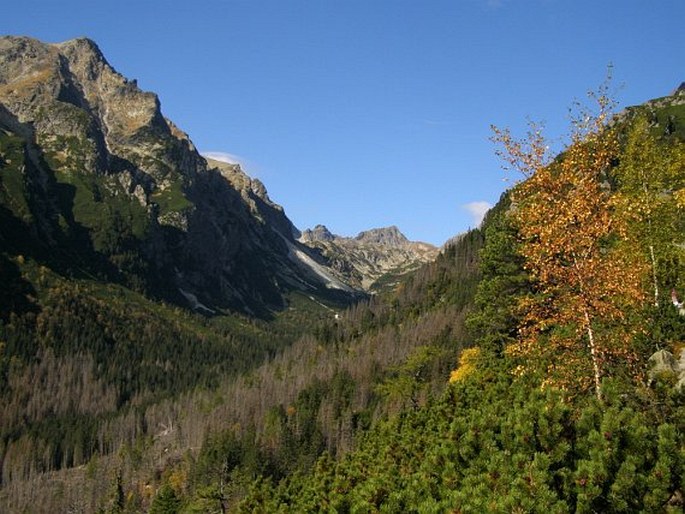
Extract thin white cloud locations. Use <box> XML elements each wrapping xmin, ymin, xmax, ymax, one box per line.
<box><xmin>201</xmin><ymin>151</ymin><xmax>245</xmax><ymax>167</ymax></box>
<box><xmin>202</xmin><ymin>151</ymin><xmax>263</xmax><ymax>178</ymax></box>
<box><xmin>462</xmin><ymin>201</ymin><xmax>492</xmax><ymax>227</ymax></box>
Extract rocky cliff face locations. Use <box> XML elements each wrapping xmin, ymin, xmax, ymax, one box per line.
<box><xmin>0</xmin><ymin>36</ymin><xmax>357</xmax><ymax>314</ymax></box>
<box><xmin>300</xmin><ymin>225</ymin><xmax>439</xmax><ymax>292</ymax></box>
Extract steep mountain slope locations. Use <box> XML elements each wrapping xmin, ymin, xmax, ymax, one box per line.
<box><xmin>300</xmin><ymin>224</ymin><xmax>438</xmax><ymax>292</ymax></box>
<box><xmin>0</xmin><ymin>36</ymin><xmax>357</xmax><ymax>316</ymax></box>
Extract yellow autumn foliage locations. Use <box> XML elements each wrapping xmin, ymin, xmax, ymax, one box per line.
<box><xmin>449</xmin><ymin>347</ymin><xmax>481</xmax><ymax>383</ymax></box>
<box><xmin>168</xmin><ymin>467</ymin><xmax>188</xmax><ymax>495</ymax></box>
<box><xmin>674</xmin><ymin>188</ymin><xmax>685</xmax><ymax>209</ymax></box>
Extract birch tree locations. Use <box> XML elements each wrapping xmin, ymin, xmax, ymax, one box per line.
<box><xmin>492</xmin><ymin>89</ymin><xmax>646</xmax><ymax>399</ymax></box>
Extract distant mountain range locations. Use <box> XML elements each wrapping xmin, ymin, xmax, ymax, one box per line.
<box><xmin>300</xmin><ymin>224</ymin><xmax>438</xmax><ymax>292</ymax></box>
<box><xmin>0</xmin><ymin>36</ymin><xmax>438</xmax><ymax>314</ymax></box>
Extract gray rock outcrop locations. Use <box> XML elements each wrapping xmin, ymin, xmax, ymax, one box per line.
<box><xmin>648</xmin><ymin>348</ymin><xmax>685</xmax><ymax>389</ymax></box>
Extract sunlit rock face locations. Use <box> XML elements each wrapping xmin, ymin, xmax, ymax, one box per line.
<box><xmin>300</xmin><ymin>225</ymin><xmax>439</xmax><ymax>292</ymax></box>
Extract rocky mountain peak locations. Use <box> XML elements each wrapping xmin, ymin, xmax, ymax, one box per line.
<box><xmin>300</xmin><ymin>225</ymin><xmax>438</xmax><ymax>292</ymax></box>
<box><xmin>0</xmin><ymin>35</ymin><xmax>179</xmax><ymax>181</ymax></box>
<box><xmin>53</xmin><ymin>36</ymin><xmax>107</xmax><ymax>65</ymax></box>
<box><xmin>300</xmin><ymin>224</ymin><xmax>335</xmax><ymax>242</ymax></box>
<box><xmin>355</xmin><ymin>225</ymin><xmax>409</xmax><ymax>247</ymax></box>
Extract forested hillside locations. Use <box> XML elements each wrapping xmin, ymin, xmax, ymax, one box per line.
<box><xmin>0</xmin><ymin>216</ymin><xmax>483</xmax><ymax>512</ymax></box>
<box><xmin>231</xmin><ymin>88</ymin><xmax>685</xmax><ymax>512</ymax></box>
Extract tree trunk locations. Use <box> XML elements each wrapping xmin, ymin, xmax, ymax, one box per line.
<box><xmin>583</xmin><ymin>309</ymin><xmax>602</xmax><ymax>401</ymax></box>
<box><xmin>648</xmin><ymin>243</ymin><xmax>659</xmax><ymax>306</ymax></box>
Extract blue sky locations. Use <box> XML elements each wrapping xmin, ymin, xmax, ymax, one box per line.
<box><xmin>3</xmin><ymin>1</ymin><xmax>684</xmax><ymax>245</ymax></box>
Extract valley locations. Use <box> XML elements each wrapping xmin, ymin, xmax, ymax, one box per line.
<box><xmin>1</xmin><ymin>35</ymin><xmax>684</xmax><ymax>513</ymax></box>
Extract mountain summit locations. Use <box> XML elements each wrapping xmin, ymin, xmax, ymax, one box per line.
<box><xmin>355</xmin><ymin>226</ymin><xmax>409</xmax><ymax>247</ymax></box>
<box><xmin>300</xmin><ymin>224</ymin><xmax>335</xmax><ymax>242</ymax></box>
<box><xmin>0</xmin><ymin>36</ymin><xmax>359</xmax><ymax>314</ymax></box>
<box><xmin>300</xmin><ymin>225</ymin><xmax>438</xmax><ymax>292</ymax></box>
